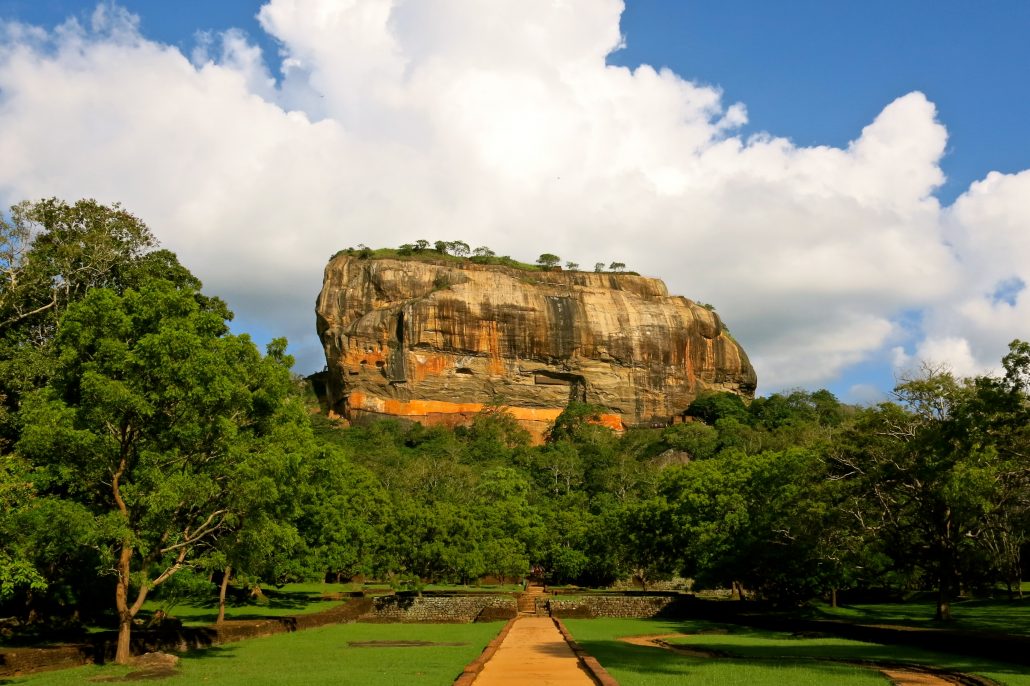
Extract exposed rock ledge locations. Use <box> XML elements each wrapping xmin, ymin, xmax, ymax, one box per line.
<box><xmin>316</xmin><ymin>255</ymin><xmax>756</xmax><ymax>441</ymax></box>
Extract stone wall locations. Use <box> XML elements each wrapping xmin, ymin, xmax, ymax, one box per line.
<box><xmin>360</xmin><ymin>594</ymin><xmax>518</xmax><ymax>623</ymax></box>
<box><xmin>0</xmin><ymin>645</ymin><xmax>96</xmax><ymax>677</ymax></box>
<box><xmin>548</xmin><ymin>594</ymin><xmax>687</xmax><ymax>619</ymax></box>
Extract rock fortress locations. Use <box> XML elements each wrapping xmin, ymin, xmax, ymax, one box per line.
<box><xmin>316</xmin><ymin>253</ymin><xmax>757</xmax><ymax>442</ymax></box>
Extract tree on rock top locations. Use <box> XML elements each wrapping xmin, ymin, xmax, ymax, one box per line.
<box><xmin>536</xmin><ymin>253</ymin><xmax>561</xmax><ymax>270</ymax></box>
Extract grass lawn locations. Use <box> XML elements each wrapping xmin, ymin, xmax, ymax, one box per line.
<box><xmin>811</xmin><ymin>594</ymin><xmax>1030</xmax><ymax>636</ymax></box>
<box><xmin>4</xmin><ymin>622</ymin><xmax>504</xmax><ymax>686</ymax></box>
<box><xmin>142</xmin><ymin>582</ymin><xmax>356</xmax><ymax>626</ymax></box>
<box><xmin>140</xmin><ymin>581</ymin><xmax>519</xmax><ymax>627</ymax></box>
<box><xmin>563</xmin><ymin>618</ymin><xmax>1030</xmax><ymax>686</ymax></box>
<box><xmin>421</xmin><ymin>583</ymin><xmax>521</xmax><ymax>593</ymax></box>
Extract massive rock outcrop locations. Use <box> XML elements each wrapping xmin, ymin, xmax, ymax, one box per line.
<box><xmin>316</xmin><ymin>255</ymin><xmax>756</xmax><ymax>440</ymax></box>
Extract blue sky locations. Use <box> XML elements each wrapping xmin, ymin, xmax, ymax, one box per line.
<box><xmin>612</xmin><ymin>1</ymin><xmax>1030</xmax><ymax>206</ymax></box>
<box><xmin>1</xmin><ymin>1</ymin><xmax>1028</xmax><ymax>402</ymax></box>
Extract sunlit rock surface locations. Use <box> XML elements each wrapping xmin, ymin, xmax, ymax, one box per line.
<box><xmin>316</xmin><ymin>255</ymin><xmax>756</xmax><ymax>440</ymax></box>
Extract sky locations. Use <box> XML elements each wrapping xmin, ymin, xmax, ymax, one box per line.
<box><xmin>1</xmin><ymin>0</ymin><xmax>1029</xmax><ymax>404</ymax></box>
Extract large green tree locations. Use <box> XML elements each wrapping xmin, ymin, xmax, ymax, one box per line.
<box><xmin>16</xmin><ymin>278</ymin><xmax>297</xmax><ymax>662</ymax></box>
<box><xmin>833</xmin><ymin>355</ymin><xmax>1030</xmax><ymax>619</ymax></box>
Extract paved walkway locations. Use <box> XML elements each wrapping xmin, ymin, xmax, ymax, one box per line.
<box><xmin>473</xmin><ymin>616</ymin><xmax>595</xmax><ymax>685</ymax></box>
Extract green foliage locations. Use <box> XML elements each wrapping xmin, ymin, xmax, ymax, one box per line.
<box><xmin>546</xmin><ymin>401</ymin><xmax>611</xmax><ymax>443</ymax></box>
<box><xmin>536</xmin><ymin>253</ymin><xmax>561</xmax><ymax>269</ymax></box>
<box><xmin>685</xmin><ymin>391</ymin><xmax>752</xmax><ymax>425</ymax></box>
<box><xmin>13</xmin><ymin>277</ymin><xmax>310</xmax><ymax>657</ymax></box>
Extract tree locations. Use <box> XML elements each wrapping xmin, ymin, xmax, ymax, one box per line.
<box><xmin>660</xmin><ymin>422</ymin><xmax>720</xmax><ymax>460</ymax></box>
<box><xmin>434</xmin><ymin>240</ymin><xmax>449</xmax><ymax>254</ymax></box>
<box><xmin>619</xmin><ymin>497</ymin><xmax>677</xmax><ymax>590</ymax></box>
<box><xmin>565</xmin><ymin>262</ymin><xmax>579</xmax><ymax>271</ymax></box>
<box><xmin>831</xmin><ymin>364</ymin><xmax>1022</xmax><ymax>620</ymax></box>
<box><xmin>686</xmin><ymin>392</ymin><xmax>751</xmax><ymax>425</ymax></box>
<box><xmin>449</xmin><ymin>241</ymin><xmax>470</xmax><ymax>257</ymax></box>
<box><xmin>295</xmin><ymin>446</ymin><xmax>389</xmax><ymax>585</ymax></box>
<box><xmin>661</xmin><ymin>448</ymin><xmax>833</xmax><ymax>603</ymax></box>
<box><xmin>547</xmin><ymin>402</ymin><xmax>611</xmax><ymax>443</ymax></box>
<box><xmin>414</xmin><ymin>239</ymin><xmax>429</xmax><ymax>252</ymax></box>
<box><xmin>1</xmin><ymin>199</ymin><xmax>161</xmax><ymax>444</ymax></box>
<box><xmin>594</xmin><ymin>262</ymin><xmax>605</xmax><ymax>273</ymax></box>
<box><xmin>16</xmin><ymin>278</ymin><xmax>297</xmax><ymax>662</ymax></box>
<box><xmin>0</xmin><ymin>198</ymin><xmax>156</xmax><ymax>336</ymax></box>
<box><xmin>473</xmin><ymin>246</ymin><xmax>495</xmax><ymax>258</ymax></box>
<box><xmin>609</xmin><ymin>262</ymin><xmax>626</xmax><ymax>272</ymax></box>
<box><xmin>0</xmin><ymin>455</ymin><xmax>49</xmax><ymax>601</ymax></box>
<box><xmin>536</xmin><ymin>253</ymin><xmax>561</xmax><ymax>270</ymax></box>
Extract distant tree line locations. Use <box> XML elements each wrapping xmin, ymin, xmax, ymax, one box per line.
<box><xmin>334</xmin><ymin>241</ymin><xmax>631</xmax><ymax>273</ymax></box>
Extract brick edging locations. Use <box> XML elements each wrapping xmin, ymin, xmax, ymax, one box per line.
<box><xmin>452</xmin><ymin>617</ymin><xmax>519</xmax><ymax>686</ymax></box>
<box><xmin>551</xmin><ymin>617</ymin><xmax>619</xmax><ymax>686</ymax></box>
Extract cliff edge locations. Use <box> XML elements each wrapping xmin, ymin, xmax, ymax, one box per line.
<box><xmin>316</xmin><ymin>255</ymin><xmax>756</xmax><ymax>440</ymax></box>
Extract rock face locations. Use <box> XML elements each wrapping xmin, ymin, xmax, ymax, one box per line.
<box><xmin>316</xmin><ymin>255</ymin><xmax>756</xmax><ymax>440</ymax></box>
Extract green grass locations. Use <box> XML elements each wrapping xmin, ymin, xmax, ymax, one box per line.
<box><xmin>4</xmin><ymin>622</ymin><xmax>504</xmax><ymax>686</ymax></box>
<box><xmin>812</xmin><ymin>594</ymin><xmax>1030</xmax><ymax>635</ymax></box>
<box><xmin>563</xmin><ymin>617</ymin><xmax>1030</xmax><ymax>686</ymax></box>
<box><xmin>564</xmin><ymin>618</ymin><xmax>882</xmax><ymax>686</ymax></box>
<box><xmin>420</xmin><ymin>583</ymin><xmax>521</xmax><ymax>593</ymax></box>
<box><xmin>143</xmin><ymin>582</ymin><xmax>356</xmax><ymax>626</ymax></box>
<box><xmin>142</xmin><ymin>581</ymin><xmax>519</xmax><ymax>627</ymax></box>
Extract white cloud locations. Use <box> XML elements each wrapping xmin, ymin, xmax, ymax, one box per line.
<box><xmin>0</xmin><ymin>0</ymin><xmax>1027</xmax><ymax>388</ymax></box>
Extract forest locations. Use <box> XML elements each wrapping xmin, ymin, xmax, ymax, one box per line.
<box><xmin>2</xmin><ymin>199</ymin><xmax>1028</xmax><ymax>664</ymax></box>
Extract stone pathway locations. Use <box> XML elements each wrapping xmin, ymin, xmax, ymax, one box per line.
<box><xmin>516</xmin><ymin>583</ymin><xmax>548</xmax><ymax>615</ymax></box>
<box><xmin>472</xmin><ymin>616</ymin><xmax>596</xmax><ymax>685</ymax></box>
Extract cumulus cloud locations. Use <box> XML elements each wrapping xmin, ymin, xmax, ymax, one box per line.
<box><xmin>0</xmin><ymin>0</ymin><xmax>1027</xmax><ymax>390</ymax></box>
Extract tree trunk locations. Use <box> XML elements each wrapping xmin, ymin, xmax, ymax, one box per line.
<box><xmin>936</xmin><ymin>565</ymin><xmax>953</xmax><ymax>621</ymax></box>
<box><xmin>114</xmin><ymin>543</ymin><xmax>134</xmax><ymax>665</ymax></box>
<box><xmin>831</xmin><ymin>587</ymin><xmax>838</xmax><ymax>608</ymax></box>
<box><xmin>217</xmin><ymin>566</ymin><xmax>232</xmax><ymax>625</ymax></box>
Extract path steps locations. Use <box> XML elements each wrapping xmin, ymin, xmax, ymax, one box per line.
<box><xmin>471</xmin><ymin>616</ymin><xmax>597</xmax><ymax>685</ymax></box>
<box><xmin>516</xmin><ymin>583</ymin><xmax>548</xmax><ymax>615</ymax></box>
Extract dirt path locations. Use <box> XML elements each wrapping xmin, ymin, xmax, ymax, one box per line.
<box><xmin>618</xmin><ymin>634</ymin><xmax>977</xmax><ymax>686</ymax></box>
<box><xmin>472</xmin><ymin>616</ymin><xmax>596</xmax><ymax>685</ymax></box>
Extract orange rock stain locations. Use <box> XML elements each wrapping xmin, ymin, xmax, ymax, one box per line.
<box><xmin>411</xmin><ymin>353</ymin><xmax>448</xmax><ymax>382</ymax></box>
<box><xmin>478</xmin><ymin>320</ymin><xmax>505</xmax><ymax>376</ymax></box>
<box><xmin>347</xmin><ymin>391</ymin><xmax>625</xmax><ymax>443</ymax></box>
<box><xmin>595</xmin><ymin>414</ymin><xmax>625</xmax><ymax>431</ymax></box>
<box><xmin>343</xmin><ymin>346</ymin><xmax>387</xmax><ymax>371</ymax></box>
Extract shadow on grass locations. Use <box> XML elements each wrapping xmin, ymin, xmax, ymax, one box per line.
<box><xmin>813</xmin><ymin>596</ymin><xmax>1029</xmax><ymax>636</ymax></box>
<box><xmin>574</xmin><ymin>639</ymin><xmax>705</xmax><ymax>678</ymax></box>
<box><xmin>576</xmin><ymin>639</ymin><xmax>878</xmax><ymax>681</ymax></box>
<box><xmin>173</xmin><ymin>642</ymin><xmax>240</xmax><ymax>664</ymax></box>
<box><xmin>662</xmin><ymin>634</ymin><xmax>1030</xmax><ymax>682</ymax></box>
<box><xmin>157</xmin><ymin>589</ymin><xmax>329</xmax><ymax>625</ymax></box>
